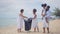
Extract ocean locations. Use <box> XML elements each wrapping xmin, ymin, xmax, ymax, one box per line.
<box><xmin>0</xmin><ymin>17</ymin><xmax>42</xmax><ymax>28</ymax></box>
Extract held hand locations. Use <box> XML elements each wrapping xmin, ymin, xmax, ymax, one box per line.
<box><xmin>32</xmin><ymin>18</ymin><xmax>35</xmax><ymax>20</ymax></box>
<box><xmin>42</xmin><ymin>17</ymin><xmax>43</xmax><ymax>20</ymax></box>
<box><xmin>21</xmin><ymin>15</ymin><xmax>28</xmax><ymax>18</ymax></box>
<box><xmin>42</xmin><ymin>14</ymin><xmax>45</xmax><ymax>17</ymax></box>
<box><xmin>41</xmin><ymin>14</ymin><xmax>44</xmax><ymax>16</ymax></box>
<box><xmin>25</xmin><ymin>17</ymin><xmax>28</xmax><ymax>18</ymax></box>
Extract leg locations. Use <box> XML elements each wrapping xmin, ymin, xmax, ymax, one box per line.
<box><xmin>43</xmin><ymin>17</ymin><xmax>46</xmax><ymax>33</ymax></box>
<box><xmin>34</xmin><ymin>28</ymin><xmax>36</xmax><ymax>32</ymax></box>
<box><xmin>47</xmin><ymin>23</ymin><xmax>49</xmax><ymax>33</ymax></box>
<box><xmin>43</xmin><ymin>27</ymin><xmax>45</xmax><ymax>33</ymax></box>
<box><xmin>45</xmin><ymin>17</ymin><xmax>49</xmax><ymax>23</ymax></box>
<box><xmin>17</xmin><ymin>28</ymin><xmax>21</xmax><ymax>33</ymax></box>
<box><xmin>37</xmin><ymin>27</ymin><xmax>39</xmax><ymax>32</ymax></box>
<box><xmin>46</xmin><ymin>18</ymin><xmax>49</xmax><ymax>33</ymax></box>
<box><xmin>47</xmin><ymin>27</ymin><xmax>49</xmax><ymax>33</ymax></box>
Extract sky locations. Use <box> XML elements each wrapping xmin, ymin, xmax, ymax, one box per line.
<box><xmin>0</xmin><ymin>0</ymin><xmax>60</xmax><ymax>18</ymax></box>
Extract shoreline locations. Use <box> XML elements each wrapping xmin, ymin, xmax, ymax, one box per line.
<box><xmin>0</xmin><ymin>19</ymin><xmax>60</xmax><ymax>34</ymax></box>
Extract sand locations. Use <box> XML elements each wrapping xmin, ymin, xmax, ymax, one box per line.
<box><xmin>0</xmin><ymin>19</ymin><xmax>60</xmax><ymax>34</ymax></box>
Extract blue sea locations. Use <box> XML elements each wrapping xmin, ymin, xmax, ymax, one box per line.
<box><xmin>0</xmin><ymin>17</ymin><xmax>42</xmax><ymax>28</ymax></box>
<box><xmin>0</xmin><ymin>18</ymin><xmax>17</xmax><ymax>28</ymax></box>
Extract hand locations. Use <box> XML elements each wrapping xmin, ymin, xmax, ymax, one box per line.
<box><xmin>25</xmin><ymin>17</ymin><xmax>28</xmax><ymax>19</ymax></box>
<box><xmin>42</xmin><ymin>17</ymin><xmax>43</xmax><ymax>20</ymax></box>
<box><xmin>32</xmin><ymin>18</ymin><xmax>34</xmax><ymax>20</ymax></box>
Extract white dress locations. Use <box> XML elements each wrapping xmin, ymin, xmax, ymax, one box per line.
<box><xmin>32</xmin><ymin>15</ymin><xmax>38</xmax><ymax>28</ymax></box>
<box><xmin>17</xmin><ymin>15</ymin><xmax>24</xmax><ymax>29</ymax></box>
<box><xmin>42</xmin><ymin>9</ymin><xmax>49</xmax><ymax>28</ymax></box>
<box><xmin>43</xmin><ymin>17</ymin><xmax>49</xmax><ymax>28</ymax></box>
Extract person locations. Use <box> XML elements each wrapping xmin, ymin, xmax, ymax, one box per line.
<box><xmin>41</xmin><ymin>3</ymin><xmax>47</xmax><ymax>33</ymax></box>
<box><xmin>32</xmin><ymin>9</ymin><xmax>39</xmax><ymax>32</ymax></box>
<box><xmin>45</xmin><ymin>6</ymin><xmax>51</xmax><ymax>33</ymax></box>
<box><xmin>41</xmin><ymin>3</ymin><xmax>47</xmax><ymax>20</ymax></box>
<box><xmin>42</xmin><ymin>5</ymin><xmax>51</xmax><ymax>33</ymax></box>
<box><xmin>17</xmin><ymin>9</ymin><xmax>27</xmax><ymax>32</ymax></box>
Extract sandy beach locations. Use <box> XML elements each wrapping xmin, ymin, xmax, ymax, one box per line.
<box><xmin>0</xmin><ymin>19</ymin><xmax>60</xmax><ymax>34</ymax></box>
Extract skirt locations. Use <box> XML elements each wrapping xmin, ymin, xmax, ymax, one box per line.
<box><xmin>42</xmin><ymin>17</ymin><xmax>49</xmax><ymax>28</ymax></box>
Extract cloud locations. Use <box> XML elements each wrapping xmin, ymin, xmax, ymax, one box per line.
<box><xmin>0</xmin><ymin>0</ymin><xmax>60</xmax><ymax>18</ymax></box>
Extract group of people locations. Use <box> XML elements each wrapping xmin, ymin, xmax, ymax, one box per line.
<box><xmin>17</xmin><ymin>3</ymin><xmax>51</xmax><ymax>33</ymax></box>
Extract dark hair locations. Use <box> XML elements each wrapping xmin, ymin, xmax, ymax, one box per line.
<box><xmin>46</xmin><ymin>6</ymin><xmax>50</xmax><ymax>11</ymax></box>
<box><xmin>33</xmin><ymin>9</ymin><xmax>37</xmax><ymax>14</ymax></box>
<box><xmin>20</xmin><ymin>9</ymin><xmax>24</xmax><ymax>13</ymax></box>
<box><xmin>41</xmin><ymin>3</ymin><xmax>47</xmax><ymax>7</ymax></box>
<box><xmin>47</xmin><ymin>6</ymin><xmax>50</xmax><ymax>8</ymax></box>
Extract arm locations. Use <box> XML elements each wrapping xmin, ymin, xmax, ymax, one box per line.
<box><xmin>41</xmin><ymin>10</ymin><xmax>44</xmax><ymax>19</ymax></box>
<box><xmin>20</xmin><ymin>14</ymin><xmax>27</xmax><ymax>18</ymax></box>
<box><xmin>33</xmin><ymin>15</ymin><xmax>37</xmax><ymax>19</ymax></box>
<box><xmin>45</xmin><ymin>17</ymin><xmax>49</xmax><ymax>23</ymax></box>
<box><xmin>41</xmin><ymin>10</ymin><xmax>46</xmax><ymax>16</ymax></box>
<box><xmin>41</xmin><ymin>10</ymin><xmax>43</xmax><ymax>16</ymax></box>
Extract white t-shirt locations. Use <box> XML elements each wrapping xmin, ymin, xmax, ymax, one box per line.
<box><xmin>45</xmin><ymin>10</ymin><xmax>51</xmax><ymax>18</ymax></box>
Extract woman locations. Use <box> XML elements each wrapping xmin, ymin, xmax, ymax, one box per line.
<box><xmin>41</xmin><ymin>3</ymin><xmax>47</xmax><ymax>33</ymax></box>
<box><xmin>42</xmin><ymin>5</ymin><xmax>51</xmax><ymax>33</ymax></box>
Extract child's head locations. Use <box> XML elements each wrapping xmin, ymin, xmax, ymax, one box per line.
<box><xmin>41</xmin><ymin>3</ymin><xmax>47</xmax><ymax>9</ymax></box>
<box><xmin>33</xmin><ymin>9</ymin><xmax>37</xmax><ymax>14</ymax></box>
<box><xmin>46</xmin><ymin>6</ymin><xmax>50</xmax><ymax>11</ymax></box>
<box><xmin>20</xmin><ymin>9</ymin><xmax>24</xmax><ymax>13</ymax></box>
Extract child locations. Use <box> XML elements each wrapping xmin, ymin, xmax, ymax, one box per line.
<box><xmin>41</xmin><ymin>3</ymin><xmax>47</xmax><ymax>33</ymax></box>
<box><xmin>45</xmin><ymin>6</ymin><xmax>51</xmax><ymax>33</ymax></box>
<box><xmin>17</xmin><ymin>9</ymin><xmax>27</xmax><ymax>32</ymax></box>
<box><xmin>32</xmin><ymin>9</ymin><xmax>39</xmax><ymax>32</ymax></box>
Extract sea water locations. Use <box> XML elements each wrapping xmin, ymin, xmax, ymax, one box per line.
<box><xmin>0</xmin><ymin>17</ymin><xmax>42</xmax><ymax>28</ymax></box>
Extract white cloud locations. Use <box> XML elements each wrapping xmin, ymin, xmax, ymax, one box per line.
<box><xmin>0</xmin><ymin>0</ymin><xmax>60</xmax><ymax>18</ymax></box>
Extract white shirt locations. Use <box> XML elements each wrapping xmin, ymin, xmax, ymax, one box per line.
<box><xmin>45</xmin><ymin>10</ymin><xmax>51</xmax><ymax>18</ymax></box>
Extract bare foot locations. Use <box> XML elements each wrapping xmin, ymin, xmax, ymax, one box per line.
<box><xmin>43</xmin><ymin>31</ymin><xmax>45</xmax><ymax>33</ymax></box>
<box><xmin>48</xmin><ymin>31</ymin><xmax>50</xmax><ymax>33</ymax></box>
<box><xmin>37</xmin><ymin>30</ymin><xmax>39</xmax><ymax>32</ymax></box>
<box><xmin>34</xmin><ymin>31</ymin><xmax>36</xmax><ymax>32</ymax></box>
<box><xmin>17</xmin><ymin>30</ymin><xmax>21</xmax><ymax>33</ymax></box>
